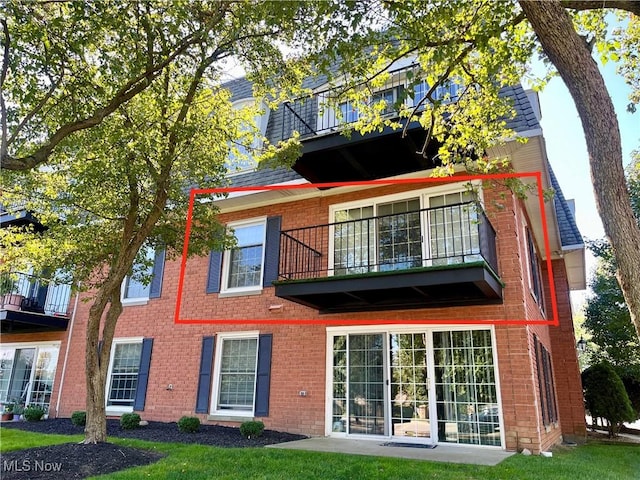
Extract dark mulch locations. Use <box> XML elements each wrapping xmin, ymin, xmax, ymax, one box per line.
<box><xmin>1</xmin><ymin>418</ymin><xmax>307</xmax><ymax>479</ymax></box>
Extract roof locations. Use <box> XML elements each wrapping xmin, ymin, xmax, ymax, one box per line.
<box><xmin>549</xmin><ymin>166</ymin><xmax>583</xmax><ymax>247</ymax></box>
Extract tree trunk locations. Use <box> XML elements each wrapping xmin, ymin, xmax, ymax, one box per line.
<box><xmin>520</xmin><ymin>0</ymin><xmax>640</xmax><ymax>340</ymax></box>
<box><xmin>83</xmin><ymin>284</ymin><xmax>124</xmax><ymax>443</ymax></box>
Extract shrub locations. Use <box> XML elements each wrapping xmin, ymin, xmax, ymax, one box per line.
<box><xmin>71</xmin><ymin>411</ymin><xmax>87</xmax><ymax>427</ymax></box>
<box><xmin>582</xmin><ymin>363</ymin><xmax>635</xmax><ymax>436</ymax></box>
<box><xmin>621</xmin><ymin>373</ymin><xmax>640</xmax><ymax>421</ymax></box>
<box><xmin>177</xmin><ymin>416</ymin><xmax>201</xmax><ymax>433</ymax></box>
<box><xmin>120</xmin><ymin>412</ymin><xmax>141</xmax><ymax>430</ymax></box>
<box><xmin>23</xmin><ymin>405</ymin><xmax>46</xmax><ymax>422</ymax></box>
<box><xmin>240</xmin><ymin>420</ymin><xmax>264</xmax><ymax>439</ymax></box>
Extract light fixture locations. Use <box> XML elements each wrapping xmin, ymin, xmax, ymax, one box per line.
<box><xmin>576</xmin><ymin>337</ymin><xmax>587</xmax><ymax>352</ymax></box>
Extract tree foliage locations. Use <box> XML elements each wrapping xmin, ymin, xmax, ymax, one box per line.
<box><xmin>304</xmin><ymin>0</ymin><xmax>640</xmax><ymax>339</ymax></box>
<box><xmin>0</xmin><ymin>0</ymin><xmax>370</xmax><ymax>444</ymax></box>
<box><xmin>582</xmin><ymin>362</ymin><xmax>635</xmax><ymax>437</ymax></box>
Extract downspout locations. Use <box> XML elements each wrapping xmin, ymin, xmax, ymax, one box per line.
<box><xmin>54</xmin><ymin>287</ymin><xmax>80</xmax><ymax>418</ymax></box>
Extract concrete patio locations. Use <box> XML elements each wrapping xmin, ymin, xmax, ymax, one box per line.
<box><xmin>267</xmin><ymin>437</ymin><xmax>515</xmax><ymax>466</ymax></box>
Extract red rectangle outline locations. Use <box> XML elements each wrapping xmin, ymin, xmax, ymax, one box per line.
<box><xmin>175</xmin><ymin>172</ymin><xmax>559</xmax><ymax>326</ymax></box>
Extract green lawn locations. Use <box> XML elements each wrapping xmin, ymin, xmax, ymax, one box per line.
<box><xmin>1</xmin><ymin>428</ymin><xmax>639</xmax><ymax>479</ymax></box>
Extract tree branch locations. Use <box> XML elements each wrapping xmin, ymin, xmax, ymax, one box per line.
<box><xmin>562</xmin><ymin>1</ymin><xmax>640</xmax><ymax>16</ymax></box>
<box><xmin>1</xmin><ymin>17</ymin><xmax>217</xmax><ymax>171</ymax></box>
<box><xmin>0</xmin><ymin>19</ymin><xmax>9</xmax><ymax>162</ymax></box>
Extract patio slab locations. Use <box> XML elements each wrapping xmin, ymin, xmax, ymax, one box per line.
<box><xmin>267</xmin><ymin>437</ymin><xmax>515</xmax><ymax>466</ymax></box>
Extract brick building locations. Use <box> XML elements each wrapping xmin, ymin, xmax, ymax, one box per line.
<box><xmin>1</xmin><ymin>66</ymin><xmax>586</xmax><ymax>454</ymax></box>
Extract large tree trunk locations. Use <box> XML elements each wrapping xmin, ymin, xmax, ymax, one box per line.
<box><xmin>83</xmin><ymin>285</ymin><xmax>124</xmax><ymax>443</ymax></box>
<box><xmin>520</xmin><ymin>0</ymin><xmax>640</xmax><ymax>340</ymax></box>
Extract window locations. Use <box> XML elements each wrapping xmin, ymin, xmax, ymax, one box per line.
<box><xmin>526</xmin><ymin>228</ymin><xmax>543</xmax><ymax>305</ymax></box>
<box><xmin>106</xmin><ymin>340</ymin><xmax>142</xmax><ymax>411</ymax></box>
<box><xmin>413</xmin><ymin>79</ymin><xmax>460</xmax><ymax>106</ymax></box>
<box><xmin>534</xmin><ymin>336</ymin><xmax>558</xmax><ymax>426</ymax></box>
<box><xmin>329</xmin><ymin>184</ymin><xmax>482</xmax><ymax>275</ymax></box>
<box><xmin>214</xmin><ymin>334</ymin><xmax>258</xmax><ymax>413</ymax></box>
<box><xmin>122</xmin><ymin>247</ymin><xmax>155</xmax><ymax>304</ymax></box>
<box><xmin>222</xmin><ymin>219</ymin><xmax>266</xmax><ymax>293</ymax></box>
<box><xmin>0</xmin><ymin>343</ymin><xmax>60</xmax><ymax>413</ymax></box>
<box><xmin>226</xmin><ymin>98</ymin><xmax>270</xmax><ymax>174</ymax></box>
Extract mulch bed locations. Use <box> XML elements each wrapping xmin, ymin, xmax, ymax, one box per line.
<box><xmin>1</xmin><ymin>418</ymin><xmax>307</xmax><ymax>479</ymax></box>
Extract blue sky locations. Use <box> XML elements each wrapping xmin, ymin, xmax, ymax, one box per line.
<box><xmin>535</xmin><ymin>59</ymin><xmax>639</xmax><ymax>306</ymax></box>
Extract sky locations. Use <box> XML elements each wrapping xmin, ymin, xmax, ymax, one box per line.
<box><xmin>535</xmin><ymin>58</ymin><xmax>640</xmax><ymax>309</ymax></box>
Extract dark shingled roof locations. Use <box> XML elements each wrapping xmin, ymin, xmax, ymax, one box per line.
<box><xmin>223</xmin><ymin>75</ymin><xmax>541</xmax><ymax>187</ymax></box>
<box><xmin>549</xmin><ymin>167</ymin><xmax>583</xmax><ymax>247</ymax></box>
<box><xmin>229</xmin><ymin>167</ymin><xmax>303</xmax><ymax>187</ymax></box>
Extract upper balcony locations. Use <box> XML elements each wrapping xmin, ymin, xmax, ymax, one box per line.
<box><xmin>0</xmin><ymin>271</ymin><xmax>72</xmax><ymax>333</ymax></box>
<box><xmin>278</xmin><ymin>63</ymin><xmax>460</xmax><ymax>183</ymax></box>
<box><xmin>1</xmin><ymin>202</ymin><xmax>42</xmax><ymax>230</ymax></box>
<box><xmin>274</xmin><ymin>201</ymin><xmax>502</xmax><ymax>314</ymax></box>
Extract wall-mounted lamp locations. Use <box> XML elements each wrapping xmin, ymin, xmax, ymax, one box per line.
<box><xmin>576</xmin><ymin>337</ymin><xmax>587</xmax><ymax>352</ymax></box>
<box><xmin>268</xmin><ymin>304</ymin><xmax>283</xmax><ymax>311</ymax></box>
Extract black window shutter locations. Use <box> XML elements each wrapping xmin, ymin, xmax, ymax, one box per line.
<box><xmin>254</xmin><ymin>334</ymin><xmax>273</xmax><ymax>417</ymax></box>
<box><xmin>195</xmin><ymin>336</ymin><xmax>215</xmax><ymax>413</ymax></box>
<box><xmin>134</xmin><ymin>338</ymin><xmax>153</xmax><ymax>411</ymax></box>
<box><xmin>149</xmin><ymin>249</ymin><xmax>165</xmax><ymax>299</ymax></box>
<box><xmin>263</xmin><ymin>217</ymin><xmax>281</xmax><ymax>287</ymax></box>
<box><xmin>206</xmin><ymin>252</ymin><xmax>223</xmax><ymax>294</ymax></box>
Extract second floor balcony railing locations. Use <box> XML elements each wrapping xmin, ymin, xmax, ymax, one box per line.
<box><xmin>281</xmin><ymin>63</ymin><xmax>460</xmax><ymax>141</ymax></box>
<box><xmin>0</xmin><ymin>270</ymin><xmax>72</xmax><ymax>317</ymax></box>
<box><xmin>278</xmin><ymin>201</ymin><xmax>498</xmax><ymax>282</ymax></box>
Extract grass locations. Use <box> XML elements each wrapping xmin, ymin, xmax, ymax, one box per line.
<box><xmin>1</xmin><ymin>428</ymin><xmax>639</xmax><ymax>479</ymax></box>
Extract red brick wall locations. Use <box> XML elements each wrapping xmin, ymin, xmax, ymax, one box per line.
<box><xmin>544</xmin><ymin>259</ymin><xmax>586</xmax><ymax>443</ymax></box>
<box><xmin>23</xmin><ymin>182</ymin><xmax>583</xmax><ymax>450</ymax></box>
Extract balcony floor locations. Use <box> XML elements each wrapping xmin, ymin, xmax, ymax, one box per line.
<box><xmin>274</xmin><ymin>261</ymin><xmax>502</xmax><ymax>314</ymax></box>
<box><xmin>0</xmin><ymin>309</ymin><xmax>69</xmax><ymax>333</ymax></box>
<box><xmin>293</xmin><ymin>121</ymin><xmax>440</xmax><ymax>183</ymax></box>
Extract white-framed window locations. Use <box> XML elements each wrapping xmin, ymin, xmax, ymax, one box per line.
<box><xmin>221</xmin><ymin>218</ymin><xmax>267</xmax><ymax>295</ymax></box>
<box><xmin>412</xmin><ymin>79</ymin><xmax>460</xmax><ymax>107</ymax></box>
<box><xmin>212</xmin><ymin>332</ymin><xmax>259</xmax><ymax>415</ymax></box>
<box><xmin>121</xmin><ymin>247</ymin><xmax>155</xmax><ymax>306</ymax></box>
<box><xmin>525</xmin><ymin>226</ymin><xmax>544</xmax><ymax>309</ymax></box>
<box><xmin>226</xmin><ymin>98</ymin><xmax>270</xmax><ymax>174</ymax></box>
<box><xmin>328</xmin><ymin>182</ymin><xmax>482</xmax><ymax>275</ymax></box>
<box><xmin>105</xmin><ymin>338</ymin><xmax>143</xmax><ymax>414</ymax></box>
<box><xmin>0</xmin><ymin>342</ymin><xmax>60</xmax><ymax>414</ymax></box>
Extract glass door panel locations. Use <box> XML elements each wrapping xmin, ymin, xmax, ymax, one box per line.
<box><xmin>389</xmin><ymin>333</ymin><xmax>431</xmax><ymax>440</ymax></box>
<box><xmin>348</xmin><ymin>334</ymin><xmax>385</xmax><ymax>435</ymax></box>
<box><xmin>433</xmin><ymin>330</ymin><xmax>500</xmax><ymax>446</ymax></box>
<box><xmin>333</xmin><ymin>206</ymin><xmax>375</xmax><ymax>275</ymax></box>
<box><xmin>29</xmin><ymin>347</ymin><xmax>60</xmax><ymax>412</ymax></box>
<box><xmin>377</xmin><ymin>199</ymin><xmax>422</xmax><ymax>271</ymax></box>
<box><xmin>428</xmin><ymin>192</ymin><xmax>480</xmax><ymax>265</ymax></box>
<box><xmin>8</xmin><ymin>348</ymin><xmax>35</xmax><ymax>402</ymax></box>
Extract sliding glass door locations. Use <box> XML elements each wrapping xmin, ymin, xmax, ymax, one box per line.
<box><xmin>328</xmin><ymin>328</ymin><xmax>501</xmax><ymax>446</ymax></box>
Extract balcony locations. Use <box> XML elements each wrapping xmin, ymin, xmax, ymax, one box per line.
<box><xmin>280</xmin><ymin>64</ymin><xmax>460</xmax><ymax>183</ymax></box>
<box><xmin>0</xmin><ymin>202</ymin><xmax>46</xmax><ymax>232</ymax></box>
<box><xmin>0</xmin><ymin>271</ymin><xmax>72</xmax><ymax>333</ymax></box>
<box><xmin>274</xmin><ymin>202</ymin><xmax>502</xmax><ymax>314</ymax></box>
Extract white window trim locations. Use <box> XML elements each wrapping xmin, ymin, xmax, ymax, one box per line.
<box><xmin>210</xmin><ymin>331</ymin><xmax>260</xmax><ymax>417</ymax></box>
<box><xmin>522</xmin><ymin>220</ymin><xmax>546</xmax><ymax>317</ymax></box>
<box><xmin>120</xmin><ymin>281</ymin><xmax>150</xmax><ymax>307</ymax></box>
<box><xmin>327</xmin><ymin>181</ymin><xmax>483</xmax><ymax>274</ymax></box>
<box><xmin>105</xmin><ymin>337</ymin><xmax>143</xmax><ymax>416</ymax></box>
<box><xmin>227</xmin><ymin>98</ymin><xmax>270</xmax><ymax>175</ymax></box>
<box><xmin>220</xmin><ymin>217</ymin><xmax>267</xmax><ymax>295</ymax></box>
<box><xmin>324</xmin><ymin>324</ymin><xmax>504</xmax><ymax>448</ymax></box>
<box><xmin>121</xmin><ymin>248</ymin><xmax>155</xmax><ymax>307</ymax></box>
<box><xmin>0</xmin><ymin>342</ymin><xmax>61</xmax><ymax>412</ymax></box>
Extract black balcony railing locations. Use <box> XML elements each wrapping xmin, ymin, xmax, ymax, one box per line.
<box><xmin>278</xmin><ymin>202</ymin><xmax>497</xmax><ymax>282</ymax></box>
<box><xmin>0</xmin><ymin>271</ymin><xmax>72</xmax><ymax>316</ymax></box>
<box><xmin>281</xmin><ymin>63</ymin><xmax>460</xmax><ymax>141</ymax></box>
